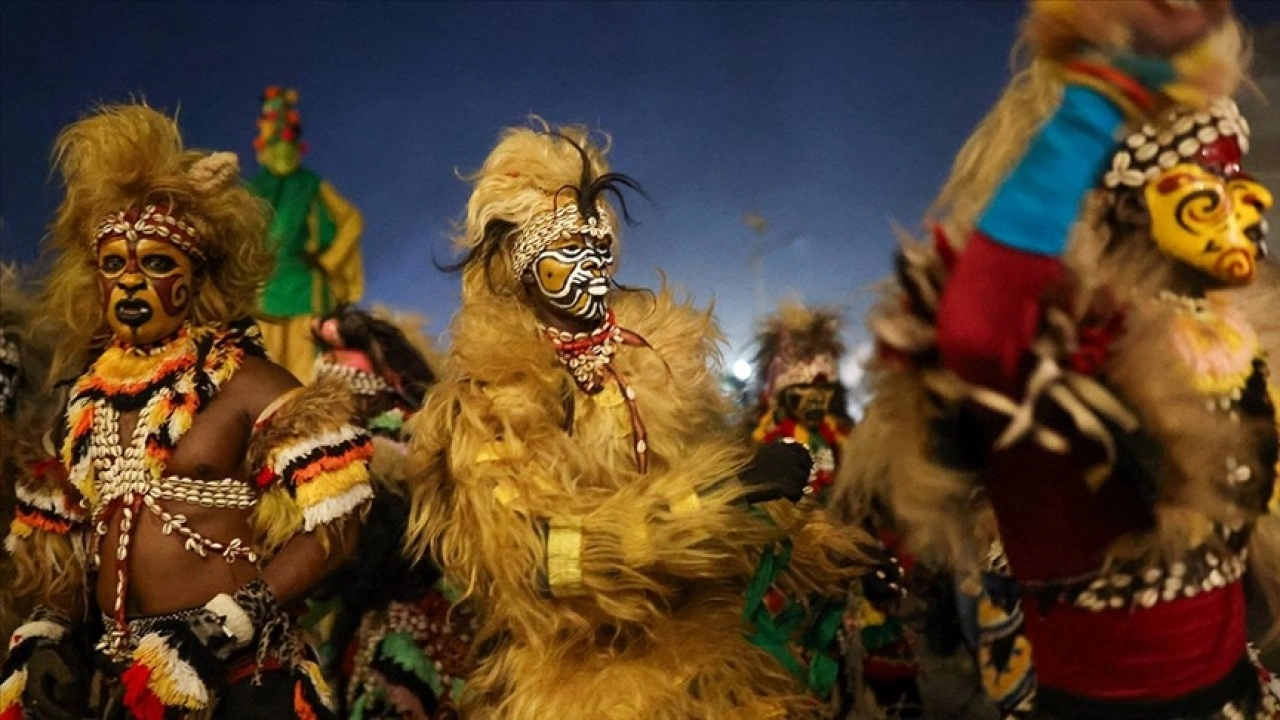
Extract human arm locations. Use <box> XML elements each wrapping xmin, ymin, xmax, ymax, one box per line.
<box><xmin>316</xmin><ymin>180</ymin><xmax>363</xmax><ymax>305</ymax></box>
<box><xmin>186</xmin><ymin>364</ymin><xmax>372</xmax><ymax>657</ymax></box>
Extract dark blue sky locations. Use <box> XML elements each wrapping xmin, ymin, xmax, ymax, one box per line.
<box><xmin>4</xmin><ymin>1</ymin><xmax>1278</xmax><ymax>366</ymax></box>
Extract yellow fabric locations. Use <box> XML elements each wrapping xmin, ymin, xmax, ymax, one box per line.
<box><xmin>259</xmin><ymin>315</ymin><xmax>317</xmax><ymax>382</ymax></box>
<box><xmin>546</xmin><ymin>515</ymin><xmax>586</xmax><ymax>596</ymax></box>
<box><xmin>316</xmin><ymin>181</ymin><xmax>363</xmax><ymax>306</ymax></box>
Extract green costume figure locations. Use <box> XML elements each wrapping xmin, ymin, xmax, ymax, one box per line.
<box><xmin>249</xmin><ymin>86</ymin><xmax>364</xmax><ymax>381</ymax></box>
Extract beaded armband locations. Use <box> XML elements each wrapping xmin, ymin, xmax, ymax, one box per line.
<box><xmin>248</xmin><ymin>378</ymin><xmax>374</xmax><ymax>554</ymax></box>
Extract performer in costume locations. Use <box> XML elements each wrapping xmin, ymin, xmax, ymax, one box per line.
<box><xmin>0</xmin><ymin>265</ymin><xmax>55</xmax><ymax>645</ymax></box>
<box><xmin>249</xmin><ymin>86</ymin><xmax>364</xmax><ymax>382</ymax></box>
<box><xmin>405</xmin><ymin>122</ymin><xmax>866</xmax><ymax>719</ymax></box>
<box><xmin>750</xmin><ymin>302</ymin><xmax>921</xmax><ymax>718</ymax></box>
<box><xmin>301</xmin><ymin>304</ymin><xmax>472</xmax><ymax>720</ymax></box>
<box><xmin>1</xmin><ymin>104</ymin><xmax>374</xmax><ymax>720</ymax></box>
<box><xmin>839</xmin><ymin>1</ymin><xmax>1280</xmax><ymax>718</ymax></box>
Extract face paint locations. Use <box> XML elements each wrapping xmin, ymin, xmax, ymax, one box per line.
<box><xmin>530</xmin><ymin>231</ymin><xmax>615</xmax><ymax>324</ymax></box>
<box><xmin>1145</xmin><ymin>164</ymin><xmax>1272</xmax><ymax>286</ymax></box>
<box><xmin>98</xmin><ymin>236</ymin><xmax>196</xmax><ymax>346</ymax></box>
<box><xmin>256</xmin><ymin>140</ymin><xmax>301</xmax><ymax>177</ymax></box>
<box><xmin>1104</xmin><ymin>100</ymin><xmax>1272</xmax><ymax>288</ymax></box>
<box><xmin>779</xmin><ymin>383</ymin><xmax>837</xmax><ymax>428</ymax></box>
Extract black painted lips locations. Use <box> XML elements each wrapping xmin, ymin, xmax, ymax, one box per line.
<box><xmin>114</xmin><ymin>298</ymin><xmax>153</xmax><ymax>327</ymax></box>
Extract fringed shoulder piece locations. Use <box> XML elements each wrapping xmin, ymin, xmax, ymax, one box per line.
<box><xmin>248</xmin><ymin>375</ymin><xmax>374</xmax><ymax>555</ymax></box>
<box><xmin>6</xmin><ymin>454</ymin><xmax>88</xmax><ymax>606</ymax></box>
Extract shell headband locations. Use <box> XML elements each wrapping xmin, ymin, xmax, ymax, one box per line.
<box><xmin>94</xmin><ymin>204</ymin><xmax>204</xmax><ymax>262</ymax></box>
<box><xmin>90</xmin><ymin>152</ymin><xmax>240</xmax><ymax>264</ymax></box>
<box><xmin>1104</xmin><ymin>98</ymin><xmax>1249</xmax><ymax>190</ymax></box>
<box><xmin>511</xmin><ymin>203</ymin><xmax>613</xmax><ymax>277</ymax></box>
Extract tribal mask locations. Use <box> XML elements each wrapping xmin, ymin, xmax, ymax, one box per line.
<box><xmin>254</xmin><ymin>86</ymin><xmax>305</xmax><ymax>177</ymax></box>
<box><xmin>1105</xmin><ymin>99</ymin><xmax>1272</xmax><ymax>286</ymax></box>
<box><xmin>519</xmin><ymin>203</ymin><xmax>616</xmax><ymax>325</ymax></box>
<box><xmin>778</xmin><ymin>382</ymin><xmax>838</xmax><ymax>429</ymax></box>
<box><xmin>95</xmin><ymin>205</ymin><xmax>201</xmax><ymax>346</ymax></box>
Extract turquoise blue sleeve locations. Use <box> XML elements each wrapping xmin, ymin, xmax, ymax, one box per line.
<box><xmin>976</xmin><ymin>85</ymin><xmax>1126</xmax><ymax>257</ymax></box>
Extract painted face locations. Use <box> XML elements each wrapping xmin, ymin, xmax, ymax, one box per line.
<box><xmin>256</xmin><ymin>140</ymin><xmax>301</xmax><ymax>177</ymax></box>
<box><xmin>97</xmin><ymin>236</ymin><xmax>196</xmax><ymax>346</ymax></box>
<box><xmin>1145</xmin><ymin>163</ymin><xmax>1272</xmax><ymax>286</ymax></box>
<box><xmin>529</xmin><ymin>230</ymin><xmax>615</xmax><ymax>324</ymax></box>
<box><xmin>779</xmin><ymin>382</ymin><xmax>837</xmax><ymax>428</ymax></box>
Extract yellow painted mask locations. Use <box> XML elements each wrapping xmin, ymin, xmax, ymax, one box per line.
<box><xmin>1104</xmin><ymin>99</ymin><xmax>1271</xmax><ymax>287</ymax></box>
<box><xmin>1145</xmin><ymin>164</ymin><xmax>1271</xmax><ymax>285</ymax></box>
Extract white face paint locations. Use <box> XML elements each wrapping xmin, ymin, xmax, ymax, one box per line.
<box><xmin>530</xmin><ymin>231</ymin><xmax>615</xmax><ymax>324</ymax></box>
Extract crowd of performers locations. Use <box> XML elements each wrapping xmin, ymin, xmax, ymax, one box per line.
<box><xmin>1</xmin><ymin>1</ymin><xmax>1278</xmax><ymax>718</ymax></box>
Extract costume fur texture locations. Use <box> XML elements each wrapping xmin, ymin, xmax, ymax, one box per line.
<box><xmin>247</xmin><ymin>375</ymin><xmax>369</xmax><ymax>557</ymax></box>
<box><xmin>407</xmin><ymin>124</ymin><xmax>862</xmax><ymax>719</ymax></box>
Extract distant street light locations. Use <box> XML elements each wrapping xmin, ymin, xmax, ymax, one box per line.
<box><xmin>744</xmin><ymin>212</ymin><xmax>802</xmax><ymax>317</ymax></box>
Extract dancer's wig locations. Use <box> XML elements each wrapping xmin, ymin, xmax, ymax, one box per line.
<box><xmin>38</xmin><ymin>104</ymin><xmax>272</xmax><ymax>382</ymax></box>
<box><xmin>750</xmin><ymin>301</ymin><xmax>851</xmax><ymax>420</ymax></box>
<box><xmin>445</xmin><ymin>119</ymin><xmax>641</xmax><ymax>300</ymax></box>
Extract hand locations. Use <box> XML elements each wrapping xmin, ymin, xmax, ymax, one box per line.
<box><xmin>184</xmin><ymin>605</ymin><xmax>242</xmax><ymax>662</ymax></box>
<box><xmin>739</xmin><ymin>440</ymin><xmax>813</xmax><ymax>505</ymax></box>
<box><xmin>861</xmin><ymin>544</ymin><xmax>908</xmax><ymax>608</ymax></box>
<box><xmin>23</xmin><ymin>644</ymin><xmax>89</xmax><ymax>720</ymax></box>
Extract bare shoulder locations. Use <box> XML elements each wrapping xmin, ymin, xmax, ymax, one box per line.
<box><xmin>225</xmin><ymin>355</ymin><xmax>303</xmax><ymax>422</ymax></box>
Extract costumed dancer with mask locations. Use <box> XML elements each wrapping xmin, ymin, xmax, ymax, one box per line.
<box><xmin>404</xmin><ymin>122</ymin><xmax>867</xmax><ymax>719</ymax></box>
<box><xmin>302</xmin><ymin>304</ymin><xmax>473</xmax><ymax>720</ymax></box>
<box><xmin>1</xmin><ymin>104</ymin><xmax>374</xmax><ymax>720</ymax></box>
<box><xmin>249</xmin><ymin>86</ymin><xmax>364</xmax><ymax>382</ymax></box>
<box><xmin>0</xmin><ymin>265</ymin><xmax>60</xmax><ymax>645</ymax></box>
<box><xmin>839</xmin><ymin>1</ymin><xmax>1280</xmax><ymax>718</ymax></box>
<box><xmin>749</xmin><ymin>302</ymin><xmax>921</xmax><ymax>717</ymax></box>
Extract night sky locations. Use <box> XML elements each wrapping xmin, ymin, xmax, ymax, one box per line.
<box><xmin>4</xmin><ymin>1</ymin><xmax>1279</xmax><ymax>374</ymax></box>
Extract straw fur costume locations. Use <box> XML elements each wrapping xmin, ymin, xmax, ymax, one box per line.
<box><xmin>406</xmin><ymin>123</ymin><xmax>864</xmax><ymax>719</ymax></box>
<box><xmin>2</xmin><ymin>104</ymin><xmax>374</xmax><ymax>720</ymax></box>
<box><xmin>838</xmin><ymin>4</ymin><xmax>1280</xmax><ymax>718</ymax></box>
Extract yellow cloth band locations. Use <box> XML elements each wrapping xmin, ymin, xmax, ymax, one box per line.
<box><xmin>546</xmin><ymin>515</ymin><xmax>586</xmax><ymax>596</ymax></box>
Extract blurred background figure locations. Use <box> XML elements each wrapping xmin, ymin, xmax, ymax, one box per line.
<box><xmin>250</xmin><ymin>86</ymin><xmax>365</xmax><ymax>381</ymax></box>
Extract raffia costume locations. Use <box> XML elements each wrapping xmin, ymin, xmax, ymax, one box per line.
<box><xmin>406</xmin><ymin>125</ymin><xmax>864</xmax><ymax>719</ymax></box>
<box><xmin>749</xmin><ymin>303</ymin><xmax>920</xmax><ymax>717</ymax></box>
<box><xmin>840</xmin><ymin>4</ymin><xmax>1280</xmax><ymax>718</ymax></box>
<box><xmin>250</xmin><ymin>86</ymin><xmax>364</xmax><ymax>381</ymax></box>
<box><xmin>1</xmin><ymin>105</ymin><xmax>373</xmax><ymax>720</ymax></box>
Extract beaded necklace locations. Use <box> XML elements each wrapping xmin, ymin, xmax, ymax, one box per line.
<box><xmin>539</xmin><ymin>310</ymin><xmax>653</xmax><ymax>473</ymax></box>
